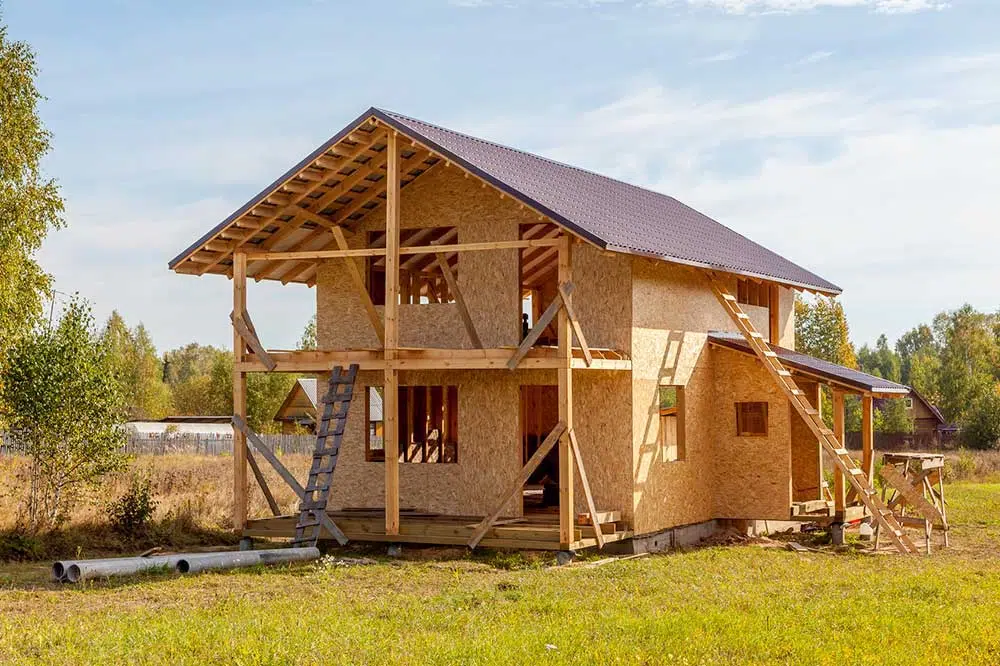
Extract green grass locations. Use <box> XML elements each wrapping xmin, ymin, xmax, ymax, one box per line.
<box><xmin>1</xmin><ymin>484</ymin><xmax>1000</xmax><ymax>665</ymax></box>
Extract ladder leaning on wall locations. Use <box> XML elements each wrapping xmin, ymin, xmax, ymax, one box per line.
<box><xmin>706</xmin><ymin>273</ymin><xmax>918</xmax><ymax>555</ymax></box>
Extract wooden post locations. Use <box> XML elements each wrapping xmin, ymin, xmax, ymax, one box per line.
<box><xmin>383</xmin><ymin>130</ymin><xmax>401</xmax><ymax>536</ymax></box>
<box><xmin>862</xmin><ymin>394</ymin><xmax>875</xmax><ymax>486</ymax></box>
<box><xmin>557</xmin><ymin>236</ymin><xmax>574</xmax><ymax>549</ymax></box>
<box><xmin>832</xmin><ymin>389</ymin><xmax>846</xmax><ymax>516</ymax></box>
<box><xmin>232</xmin><ymin>252</ymin><xmax>248</xmax><ymax>531</ymax></box>
<box><xmin>768</xmin><ymin>284</ymin><xmax>781</xmax><ymax>345</ymax></box>
<box><xmin>813</xmin><ymin>383</ymin><xmax>824</xmax><ymax>501</ymax></box>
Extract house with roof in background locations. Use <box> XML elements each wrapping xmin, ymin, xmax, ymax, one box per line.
<box><xmin>169</xmin><ymin>107</ymin><xmax>920</xmax><ymax>554</ymax></box>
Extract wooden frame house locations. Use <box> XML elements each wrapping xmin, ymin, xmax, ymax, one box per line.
<box><xmin>170</xmin><ymin>108</ymin><xmax>918</xmax><ymax>553</ymax></box>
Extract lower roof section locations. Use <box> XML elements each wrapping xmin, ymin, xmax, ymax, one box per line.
<box><xmin>708</xmin><ymin>331</ymin><xmax>911</xmax><ymax>396</ymax></box>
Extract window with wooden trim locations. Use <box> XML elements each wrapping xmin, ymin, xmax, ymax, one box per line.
<box><xmin>736</xmin><ymin>279</ymin><xmax>770</xmax><ymax>309</ymax></box>
<box><xmin>659</xmin><ymin>386</ymin><xmax>685</xmax><ymax>462</ymax></box>
<box><xmin>735</xmin><ymin>401</ymin><xmax>768</xmax><ymax>437</ymax></box>
<box><xmin>366</xmin><ymin>228</ymin><xmax>458</xmax><ymax>305</ymax></box>
<box><xmin>366</xmin><ymin>385</ymin><xmax>459</xmax><ymax>464</ymax></box>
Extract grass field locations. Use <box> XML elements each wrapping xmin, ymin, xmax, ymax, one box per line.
<box><xmin>0</xmin><ymin>482</ymin><xmax>999</xmax><ymax>664</ymax></box>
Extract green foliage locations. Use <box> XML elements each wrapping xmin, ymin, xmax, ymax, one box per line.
<box><xmin>794</xmin><ymin>295</ymin><xmax>857</xmax><ymax>368</ymax></box>
<box><xmin>658</xmin><ymin>386</ymin><xmax>677</xmax><ymax>409</ymax></box>
<box><xmin>298</xmin><ymin>315</ymin><xmax>317</xmax><ymax>351</ymax></box>
<box><xmin>0</xmin><ymin>296</ymin><xmax>129</xmax><ymax>531</ymax></box>
<box><xmin>106</xmin><ymin>473</ymin><xmax>157</xmax><ymax>536</ymax></box>
<box><xmin>874</xmin><ymin>398</ymin><xmax>913</xmax><ymax>434</ymax></box>
<box><xmin>163</xmin><ymin>343</ymin><xmax>225</xmax><ymax>415</ymax></box>
<box><xmin>857</xmin><ymin>334</ymin><xmax>901</xmax><ymax>383</ymax></box>
<box><xmin>0</xmin><ymin>24</ymin><xmax>65</xmax><ymax>362</ymax></box>
<box><xmin>100</xmin><ymin>312</ymin><xmax>171</xmax><ymax>420</ymax></box>
<box><xmin>206</xmin><ymin>352</ymin><xmax>297</xmax><ymax>431</ymax></box>
<box><xmin>933</xmin><ymin>305</ymin><xmax>1000</xmax><ymax>426</ymax></box>
<box><xmin>0</xmin><ymin>531</ymin><xmax>42</xmax><ymax>561</ymax></box>
<box><xmin>960</xmin><ymin>385</ymin><xmax>1000</xmax><ymax>450</ymax></box>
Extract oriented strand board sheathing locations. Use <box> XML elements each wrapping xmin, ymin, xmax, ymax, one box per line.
<box><xmin>572</xmin><ymin>243</ymin><xmax>632</xmax><ymax>352</ymax></box>
<box><xmin>789</xmin><ymin>380</ymin><xmax>822</xmax><ymax>501</ymax></box>
<box><xmin>710</xmin><ymin>347</ymin><xmax>792</xmax><ymax>520</ymax></box>
<box><xmin>318</xmin><ymin>166</ymin><xmax>533</xmax><ymax>351</ymax></box>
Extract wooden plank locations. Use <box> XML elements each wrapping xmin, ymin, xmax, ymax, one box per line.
<box><xmin>435</xmin><ymin>252</ymin><xmax>482</xmax><ymax>348</ymax></box>
<box><xmin>232</xmin><ymin>415</ymin><xmax>347</xmax><ymax>544</ymax></box>
<box><xmin>567</xmin><ymin>428</ymin><xmax>604</xmax><ymax>549</ymax></box>
<box><xmin>558</xmin><ymin>283</ymin><xmax>592</xmax><ymax>367</ymax></box>
<box><xmin>862</xmin><ymin>394</ymin><xmax>875</xmax><ymax>484</ymax></box>
<box><xmin>232</xmin><ymin>252</ymin><xmax>248</xmax><ymax>531</ymax></box>
<box><xmin>230</xmin><ymin>311</ymin><xmax>276</xmax><ymax>371</ymax></box>
<box><xmin>247</xmin><ymin>247</ymin><xmax>386</xmax><ymax>261</ymax></box>
<box><xmin>557</xmin><ymin>236</ymin><xmax>574</xmax><ymax>549</ymax></box>
<box><xmin>768</xmin><ymin>284</ymin><xmax>781</xmax><ymax>344</ymax></box>
<box><xmin>398</xmin><ymin>238</ymin><xmax>561</xmax><ymax>255</ymax></box>
<box><xmin>384</xmin><ymin>131</ymin><xmax>401</xmax><ymax>537</ymax></box>
<box><xmin>879</xmin><ymin>464</ymin><xmax>944</xmax><ymax>525</ymax></box>
<box><xmin>468</xmin><ymin>422</ymin><xmax>567</xmax><ymax>549</ymax></box>
<box><xmin>246</xmin><ymin>448</ymin><xmax>281</xmax><ymax>517</ymax></box>
<box><xmin>507</xmin><ymin>282</ymin><xmax>575</xmax><ymax>369</ymax></box>
<box><xmin>331</xmin><ymin>225</ymin><xmax>385</xmax><ymax>345</ymax></box>
<box><xmin>832</xmin><ymin>389</ymin><xmax>846</xmax><ymax>514</ymax></box>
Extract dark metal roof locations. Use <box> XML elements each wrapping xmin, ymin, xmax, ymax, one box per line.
<box><xmin>170</xmin><ymin>106</ymin><xmax>841</xmax><ymax>294</ymax></box>
<box><xmin>708</xmin><ymin>331</ymin><xmax>910</xmax><ymax>395</ymax></box>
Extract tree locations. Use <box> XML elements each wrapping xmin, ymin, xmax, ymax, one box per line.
<box><xmin>961</xmin><ymin>385</ymin><xmax>1000</xmax><ymax>450</ymax></box>
<box><xmin>99</xmin><ymin>312</ymin><xmax>171</xmax><ymax>420</ymax></box>
<box><xmin>0</xmin><ymin>296</ymin><xmax>128</xmax><ymax>530</ymax></box>
<box><xmin>205</xmin><ymin>351</ymin><xmax>296</xmax><ymax>431</ymax></box>
<box><xmin>896</xmin><ymin>324</ymin><xmax>937</xmax><ymax>385</ymax></box>
<box><xmin>794</xmin><ymin>295</ymin><xmax>857</xmax><ymax>369</ymax></box>
<box><xmin>933</xmin><ymin>305</ymin><xmax>1000</xmax><ymax>425</ymax></box>
<box><xmin>0</xmin><ymin>21</ymin><xmax>64</xmax><ymax>361</ymax></box>
<box><xmin>857</xmin><ymin>334</ymin><xmax>902</xmax><ymax>383</ymax></box>
<box><xmin>298</xmin><ymin>315</ymin><xmax>317</xmax><ymax>351</ymax></box>
<box><xmin>875</xmin><ymin>398</ymin><xmax>913</xmax><ymax>434</ymax></box>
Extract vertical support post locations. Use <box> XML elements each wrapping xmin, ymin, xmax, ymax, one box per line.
<box><xmin>557</xmin><ymin>236</ymin><xmax>574</xmax><ymax>548</ymax></box>
<box><xmin>832</xmin><ymin>389</ymin><xmax>846</xmax><ymax>516</ymax></box>
<box><xmin>383</xmin><ymin>130</ymin><xmax>401</xmax><ymax>536</ymax></box>
<box><xmin>232</xmin><ymin>252</ymin><xmax>248</xmax><ymax>531</ymax></box>
<box><xmin>862</xmin><ymin>394</ymin><xmax>875</xmax><ymax>486</ymax></box>
<box><xmin>768</xmin><ymin>284</ymin><xmax>781</xmax><ymax>345</ymax></box>
<box><xmin>813</xmin><ymin>382</ymin><xmax>824</xmax><ymax>501</ymax></box>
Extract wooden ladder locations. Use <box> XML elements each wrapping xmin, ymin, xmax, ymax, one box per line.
<box><xmin>706</xmin><ymin>274</ymin><xmax>917</xmax><ymax>555</ymax></box>
<box><xmin>292</xmin><ymin>364</ymin><xmax>359</xmax><ymax>548</ymax></box>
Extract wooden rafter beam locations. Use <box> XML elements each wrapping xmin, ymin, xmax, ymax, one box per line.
<box><xmin>468</xmin><ymin>422</ymin><xmax>567</xmax><ymax>549</ymax></box>
<box><xmin>196</xmin><ymin>130</ymin><xmax>387</xmax><ymax>275</ymax></box>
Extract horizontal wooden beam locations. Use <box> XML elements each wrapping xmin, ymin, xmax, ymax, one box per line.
<box><xmin>399</xmin><ymin>238</ymin><xmax>561</xmax><ymax>255</ymax></box>
<box><xmin>244</xmin><ymin>237</ymin><xmax>563</xmax><ymax>263</ymax></box>
<box><xmin>246</xmin><ymin>247</ymin><xmax>385</xmax><ymax>261</ymax></box>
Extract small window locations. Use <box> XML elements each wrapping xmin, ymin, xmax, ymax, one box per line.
<box><xmin>659</xmin><ymin>386</ymin><xmax>685</xmax><ymax>461</ymax></box>
<box><xmin>367</xmin><ymin>228</ymin><xmax>458</xmax><ymax>305</ymax></box>
<box><xmin>735</xmin><ymin>402</ymin><xmax>768</xmax><ymax>437</ymax></box>
<box><xmin>737</xmin><ymin>279</ymin><xmax>770</xmax><ymax>308</ymax></box>
<box><xmin>366</xmin><ymin>385</ymin><xmax>458</xmax><ymax>464</ymax></box>
<box><xmin>904</xmin><ymin>397</ymin><xmax>914</xmax><ymax>410</ymax></box>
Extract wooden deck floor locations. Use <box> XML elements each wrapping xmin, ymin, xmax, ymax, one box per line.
<box><xmin>244</xmin><ymin>509</ymin><xmax>631</xmax><ymax>551</ymax></box>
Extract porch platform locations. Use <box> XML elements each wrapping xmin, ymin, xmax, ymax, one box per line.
<box><xmin>789</xmin><ymin>501</ymin><xmax>867</xmax><ymax>523</ymax></box>
<box><xmin>244</xmin><ymin>509</ymin><xmax>632</xmax><ymax>551</ymax></box>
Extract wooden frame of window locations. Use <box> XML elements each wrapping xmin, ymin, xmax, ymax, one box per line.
<box><xmin>658</xmin><ymin>385</ymin><xmax>686</xmax><ymax>462</ymax></box>
<box><xmin>736</xmin><ymin>279</ymin><xmax>770</xmax><ymax>309</ymax></box>
<box><xmin>367</xmin><ymin>385</ymin><xmax>458</xmax><ymax>464</ymax></box>
<box><xmin>735</xmin><ymin>401</ymin><xmax>768</xmax><ymax>437</ymax></box>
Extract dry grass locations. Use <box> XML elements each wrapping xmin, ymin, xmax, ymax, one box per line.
<box><xmin>0</xmin><ymin>453</ymin><xmax>313</xmax><ymax>561</ymax></box>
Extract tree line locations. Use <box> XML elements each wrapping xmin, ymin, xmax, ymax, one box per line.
<box><xmin>796</xmin><ymin>297</ymin><xmax>1000</xmax><ymax>448</ymax></box>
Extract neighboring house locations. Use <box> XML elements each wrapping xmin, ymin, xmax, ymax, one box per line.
<box><xmin>273</xmin><ymin>378</ymin><xmax>319</xmax><ymax>433</ymax></box>
<box><xmin>126</xmin><ymin>418</ymin><xmax>233</xmax><ymax>438</ymax></box>
<box><xmin>169</xmin><ymin>107</ymin><xmax>910</xmax><ymax>553</ymax></box>
<box><xmin>905</xmin><ymin>390</ymin><xmax>949</xmax><ymax>437</ymax></box>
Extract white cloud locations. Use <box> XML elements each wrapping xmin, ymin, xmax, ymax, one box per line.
<box><xmin>795</xmin><ymin>50</ymin><xmax>834</xmax><ymax>64</ymax></box>
<box><xmin>453</xmin><ymin>51</ymin><xmax>1000</xmax><ymax>346</ymax></box>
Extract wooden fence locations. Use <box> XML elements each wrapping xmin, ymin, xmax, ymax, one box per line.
<box><xmin>0</xmin><ymin>432</ymin><xmax>316</xmax><ymax>457</ymax></box>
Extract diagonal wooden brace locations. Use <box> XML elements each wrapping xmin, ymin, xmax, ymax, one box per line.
<box><xmin>232</xmin><ymin>415</ymin><xmax>347</xmax><ymax>544</ymax></box>
<box><xmin>567</xmin><ymin>428</ymin><xmax>603</xmax><ymax>548</ymax></box>
<box><xmin>468</xmin><ymin>421</ymin><xmax>567</xmax><ymax>549</ymax></box>
<box><xmin>880</xmin><ymin>464</ymin><xmax>945</xmax><ymax>526</ymax></box>
<box><xmin>230</xmin><ymin>310</ymin><xmax>276</xmax><ymax>371</ymax></box>
<box><xmin>558</xmin><ymin>284</ymin><xmax>592</xmax><ymax>367</ymax></box>
<box><xmin>507</xmin><ymin>282</ymin><xmax>575</xmax><ymax>370</ymax></box>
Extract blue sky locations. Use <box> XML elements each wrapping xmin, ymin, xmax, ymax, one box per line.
<box><xmin>4</xmin><ymin>0</ymin><xmax>998</xmax><ymax>352</ymax></box>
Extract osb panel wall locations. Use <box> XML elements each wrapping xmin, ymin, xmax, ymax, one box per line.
<box><xmin>629</xmin><ymin>258</ymin><xmax>725</xmax><ymax>535</ymax></box>
<box><xmin>790</xmin><ymin>380</ymin><xmax>822</xmax><ymax>501</ymax></box>
<box><xmin>777</xmin><ymin>287</ymin><xmax>795</xmax><ymax>349</ymax></box>
<box><xmin>572</xmin><ymin>243</ymin><xmax>631</xmax><ymax>352</ymax></box>
<box><xmin>317</xmin><ymin>166</ymin><xmax>533</xmax><ymax>351</ymax></box>
<box><xmin>710</xmin><ymin>347</ymin><xmax>792</xmax><ymax>520</ymax></box>
<box><xmin>327</xmin><ymin>368</ymin><xmax>633</xmax><ymax>523</ymax></box>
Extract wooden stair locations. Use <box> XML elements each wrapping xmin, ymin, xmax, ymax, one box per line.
<box><xmin>707</xmin><ymin>273</ymin><xmax>918</xmax><ymax>555</ymax></box>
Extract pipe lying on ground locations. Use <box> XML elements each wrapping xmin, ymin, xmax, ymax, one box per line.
<box><xmin>53</xmin><ymin>555</ymin><xmax>183</xmax><ymax>583</ymax></box>
<box><xmin>53</xmin><ymin>547</ymin><xmax>320</xmax><ymax>583</ymax></box>
<box><xmin>175</xmin><ymin>547</ymin><xmax>320</xmax><ymax>574</ymax></box>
